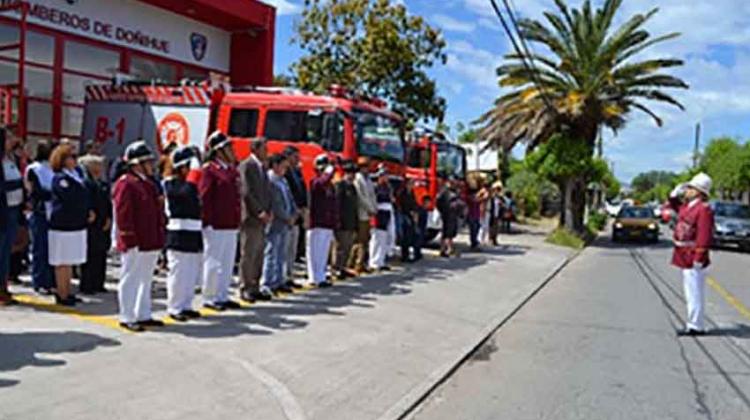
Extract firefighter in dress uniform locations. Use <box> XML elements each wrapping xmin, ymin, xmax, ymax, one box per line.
<box><xmin>669</xmin><ymin>172</ymin><xmax>715</xmax><ymax>336</ymax></box>
<box><xmin>306</xmin><ymin>154</ymin><xmax>337</xmax><ymax>288</ymax></box>
<box><xmin>199</xmin><ymin>131</ymin><xmax>242</xmax><ymax>311</ymax></box>
<box><xmin>113</xmin><ymin>141</ymin><xmax>166</xmax><ymax>332</ymax></box>
<box><xmin>163</xmin><ymin>147</ymin><xmax>203</xmax><ymax>322</ymax></box>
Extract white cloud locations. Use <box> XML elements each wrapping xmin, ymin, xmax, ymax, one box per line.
<box><xmin>431</xmin><ymin>14</ymin><xmax>477</xmax><ymax>32</ymax></box>
<box><xmin>261</xmin><ymin>0</ymin><xmax>302</xmax><ymax>16</ymax></box>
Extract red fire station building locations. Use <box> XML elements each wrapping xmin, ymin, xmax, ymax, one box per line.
<box><xmin>0</xmin><ymin>0</ymin><xmax>276</xmax><ymax>144</ymax></box>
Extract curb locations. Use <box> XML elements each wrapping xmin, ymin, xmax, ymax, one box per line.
<box><xmin>377</xmin><ymin>248</ymin><xmax>583</xmax><ymax>420</ymax></box>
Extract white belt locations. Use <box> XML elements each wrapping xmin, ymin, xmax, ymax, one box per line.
<box><xmin>167</xmin><ymin>218</ymin><xmax>202</xmax><ymax>231</ymax></box>
<box><xmin>673</xmin><ymin>240</ymin><xmax>696</xmax><ymax>247</ymax></box>
<box><xmin>377</xmin><ymin>203</ymin><xmax>393</xmax><ymax>211</ymax></box>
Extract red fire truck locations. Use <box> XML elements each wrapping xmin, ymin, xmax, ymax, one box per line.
<box><xmin>405</xmin><ymin>128</ymin><xmax>467</xmax><ymax>240</ymax></box>
<box><xmin>81</xmin><ymin>82</ymin><xmax>407</xmax><ymax>182</ymax></box>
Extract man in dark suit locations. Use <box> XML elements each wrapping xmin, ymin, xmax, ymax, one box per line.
<box><xmin>238</xmin><ymin>137</ymin><xmax>272</xmax><ymax>302</ymax></box>
<box><xmin>283</xmin><ymin>146</ymin><xmax>307</xmax><ymax>278</ymax></box>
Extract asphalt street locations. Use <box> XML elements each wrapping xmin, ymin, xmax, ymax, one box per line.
<box><xmin>411</xmin><ymin>233</ymin><xmax>750</xmax><ymax>420</ymax></box>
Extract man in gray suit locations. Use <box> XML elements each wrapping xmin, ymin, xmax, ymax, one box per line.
<box><xmin>262</xmin><ymin>154</ymin><xmax>298</xmax><ymax>295</ymax></box>
<box><xmin>239</xmin><ymin>137</ymin><xmax>272</xmax><ymax>302</ymax></box>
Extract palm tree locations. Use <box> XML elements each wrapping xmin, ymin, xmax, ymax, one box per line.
<box><xmin>478</xmin><ymin>0</ymin><xmax>688</xmax><ymax>232</ymax></box>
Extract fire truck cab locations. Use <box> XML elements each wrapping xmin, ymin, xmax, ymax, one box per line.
<box><xmin>81</xmin><ymin>82</ymin><xmax>406</xmax><ymax>184</ymax></box>
<box><xmin>405</xmin><ymin>128</ymin><xmax>468</xmax><ymax>240</ymax></box>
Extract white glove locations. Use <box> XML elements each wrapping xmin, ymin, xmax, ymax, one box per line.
<box><xmin>670</xmin><ymin>183</ymin><xmax>687</xmax><ymax>198</ymax></box>
<box><xmin>324</xmin><ymin>165</ymin><xmax>335</xmax><ymax>175</ymax></box>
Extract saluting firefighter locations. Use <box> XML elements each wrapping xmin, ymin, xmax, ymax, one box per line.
<box><xmin>306</xmin><ymin>154</ymin><xmax>337</xmax><ymax>288</ymax></box>
<box><xmin>163</xmin><ymin>147</ymin><xmax>203</xmax><ymax>322</ymax></box>
<box><xmin>369</xmin><ymin>167</ymin><xmax>393</xmax><ymax>271</ymax></box>
<box><xmin>113</xmin><ymin>141</ymin><xmax>166</xmax><ymax>332</ymax></box>
<box><xmin>199</xmin><ymin>131</ymin><xmax>242</xmax><ymax>311</ymax></box>
<box><xmin>669</xmin><ymin>173</ymin><xmax>715</xmax><ymax>336</ymax></box>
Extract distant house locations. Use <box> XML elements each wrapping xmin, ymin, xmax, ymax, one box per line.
<box><xmin>464</xmin><ymin>141</ymin><xmax>498</xmax><ymax>173</ymax></box>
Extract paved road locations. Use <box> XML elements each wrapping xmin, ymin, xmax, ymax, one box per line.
<box><xmin>0</xmin><ymin>230</ymin><xmax>573</xmax><ymax>420</ymax></box>
<box><xmin>411</xmin><ymin>235</ymin><xmax>750</xmax><ymax>420</ymax></box>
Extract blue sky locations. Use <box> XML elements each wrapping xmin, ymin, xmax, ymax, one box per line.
<box><xmin>262</xmin><ymin>0</ymin><xmax>750</xmax><ymax>182</ymax></box>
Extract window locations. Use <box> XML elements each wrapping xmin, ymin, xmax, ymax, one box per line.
<box><xmin>130</xmin><ymin>55</ymin><xmax>177</xmax><ymax>83</ymax></box>
<box><xmin>406</xmin><ymin>146</ymin><xmax>431</xmax><ymax>169</ymax></box>
<box><xmin>64</xmin><ymin>41</ymin><xmax>120</xmax><ymax>77</ymax></box>
<box><xmin>0</xmin><ymin>23</ymin><xmax>18</xmax><ymax>60</ymax></box>
<box><xmin>62</xmin><ymin>106</ymin><xmax>84</xmax><ymax>137</ymax></box>
<box><xmin>228</xmin><ymin>109</ymin><xmax>259</xmax><ymax>137</ymax></box>
<box><xmin>27</xmin><ymin>101</ymin><xmax>52</xmax><ymax>133</ymax></box>
<box><xmin>25</xmin><ymin>66</ymin><xmax>53</xmax><ymax>99</ymax></box>
<box><xmin>26</xmin><ymin>31</ymin><xmax>54</xmax><ymax>65</ymax></box>
<box><xmin>264</xmin><ymin>110</ymin><xmax>315</xmax><ymax>142</ymax></box>
<box><xmin>63</xmin><ymin>73</ymin><xmax>102</xmax><ymax>104</ymax></box>
<box><xmin>0</xmin><ymin>60</ymin><xmax>18</xmax><ymax>84</ymax></box>
<box><xmin>436</xmin><ymin>144</ymin><xmax>466</xmax><ymax>180</ymax></box>
<box><xmin>183</xmin><ymin>67</ymin><xmax>209</xmax><ymax>81</ymax></box>
<box><xmin>354</xmin><ymin>111</ymin><xmax>404</xmax><ymax>163</ymax></box>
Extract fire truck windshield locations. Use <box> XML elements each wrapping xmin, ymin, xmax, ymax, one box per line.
<box><xmin>436</xmin><ymin>144</ymin><xmax>466</xmax><ymax>180</ymax></box>
<box><xmin>354</xmin><ymin>111</ymin><xmax>405</xmax><ymax>163</ymax></box>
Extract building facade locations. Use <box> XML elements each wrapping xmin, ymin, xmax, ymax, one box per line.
<box><xmin>0</xmin><ymin>0</ymin><xmax>275</xmax><ymax>143</ymax></box>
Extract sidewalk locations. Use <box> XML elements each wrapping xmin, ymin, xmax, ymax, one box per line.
<box><xmin>0</xmin><ymin>229</ymin><xmax>573</xmax><ymax>420</ymax></box>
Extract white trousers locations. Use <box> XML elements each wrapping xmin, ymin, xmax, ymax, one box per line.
<box><xmin>682</xmin><ymin>267</ymin><xmax>706</xmax><ymax>331</ymax></box>
<box><xmin>167</xmin><ymin>250</ymin><xmax>201</xmax><ymax>315</ymax></box>
<box><xmin>286</xmin><ymin>224</ymin><xmax>300</xmax><ymax>277</ymax></box>
<box><xmin>306</xmin><ymin>228</ymin><xmax>333</xmax><ymax>284</ymax></box>
<box><xmin>118</xmin><ymin>249</ymin><xmax>159</xmax><ymax>323</ymax></box>
<box><xmin>202</xmin><ymin>228</ymin><xmax>238</xmax><ymax>305</ymax></box>
<box><xmin>369</xmin><ymin>229</ymin><xmax>389</xmax><ymax>270</ymax></box>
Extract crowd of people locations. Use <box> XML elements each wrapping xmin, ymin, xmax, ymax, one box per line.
<box><xmin>0</xmin><ymin>128</ymin><xmax>515</xmax><ymax>332</ymax></box>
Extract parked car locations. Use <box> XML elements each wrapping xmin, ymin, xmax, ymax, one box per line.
<box><xmin>711</xmin><ymin>201</ymin><xmax>750</xmax><ymax>252</ymax></box>
<box><xmin>612</xmin><ymin>206</ymin><xmax>660</xmax><ymax>243</ymax></box>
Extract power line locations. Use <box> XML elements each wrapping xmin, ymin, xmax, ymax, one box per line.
<box><xmin>488</xmin><ymin>0</ymin><xmax>558</xmax><ymax>117</ymax></box>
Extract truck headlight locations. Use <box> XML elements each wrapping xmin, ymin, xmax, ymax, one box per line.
<box><xmin>615</xmin><ymin>222</ymin><xmax>623</xmax><ymax>229</ymax></box>
<box><xmin>648</xmin><ymin>223</ymin><xmax>657</xmax><ymax>230</ymax></box>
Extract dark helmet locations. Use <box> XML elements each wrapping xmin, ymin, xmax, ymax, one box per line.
<box><xmin>171</xmin><ymin>146</ymin><xmax>195</xmax><ymax>169</ymax></box>
<box><xmin>206</xmin><ymin>130</ymin><xmax>231</xmax><ymax>152</ymax></box>
<box><xmin>314</xmin><ymin>153</ymin><xmax>330</xmax><ymax>170</ymax></box>
<box><xmin>124</xmin><ymin>140</ymin><xmax>155</xmax><ymax>165</ymax></box>
<box><xmin>342</xmin><ymin>160</ymin><xmax>357</xmax><ymax>173</ymax></box>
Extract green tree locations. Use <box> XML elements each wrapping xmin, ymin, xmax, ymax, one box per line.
<box><xmin>273</xmin><ymin>74</ymin><xmax>295</xmax><ymax>87</ymax></box>
<box><xmin>478</xmin><ymin>0</ymin><xmax>687</xmax><ymax>232</ymax></box>
<box><xmin>700</xmin><ymin>137</ymin><xmax>746</xmax><ymax>198</ymax></box>
<box><xmin>631</xmin><ymin>170</ymin><xmax>677</xmax><ymax>194</ymax></box>
<box><xmin>292</xmin><ymin>0</ymin><xmax>447</xmax><ymax>121</ymax></box>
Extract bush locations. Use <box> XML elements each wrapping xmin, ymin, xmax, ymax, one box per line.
<box><xmin>587</xmin><ymin>212</ymin><xmax>608</xmax><ymax>232</ymax></box>
<box><xmin>546</xmin><ymin>227</ymin><xmax>595</xmax><ymax>249</ymax></box>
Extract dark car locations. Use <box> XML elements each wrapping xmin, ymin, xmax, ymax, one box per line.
<box><xmin>711</xmin><ymin>201</ymin><xmax>750</xmax><ymax>252</ymax></box>
<box><xmin>612</xmin><ymin>206</ymin><xmax>659</xmax><ymax>243</ymax></box>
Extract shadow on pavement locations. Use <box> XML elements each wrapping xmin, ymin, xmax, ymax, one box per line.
<box><xmin>706</xmin><ymin>324</ymin><xmax>750</xmax><ymax>339</ymax></box>
<box><xmin>0</xmin><ymin>331</ymin><xmax>120</xmax><ymax>388</ymax></box>
<box><xmin>589</xmin><ymin>236</ymin><xmax>673</xmax><ymax>250</ymax></box>
<box><xmin>159</xmin><ymin>248</ymin><xmax>526</xmax><ymax>339</ymax></box>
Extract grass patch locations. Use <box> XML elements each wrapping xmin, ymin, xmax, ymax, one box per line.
<box><xmin>546</xmin><ymin>226</ymin><xmax>596</xmax><ymax>249</ymax></box>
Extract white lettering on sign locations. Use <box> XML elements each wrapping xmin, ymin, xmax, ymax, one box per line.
<box><xmin>0</xmin><ymin>0</ymin><xmax>230</xmax><ymax>71</ymax></box>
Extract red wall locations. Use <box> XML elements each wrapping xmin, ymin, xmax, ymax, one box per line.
<box><xmin>230</xmin><ymin>7</ymin><xmax>275</xmax><ymax>87</ymax></box>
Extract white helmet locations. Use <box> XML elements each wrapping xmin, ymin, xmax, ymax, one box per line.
<box><xmin>688</xmin><ymin>172</ymin><xmax>712</xmax><ymax>196</ymax></box>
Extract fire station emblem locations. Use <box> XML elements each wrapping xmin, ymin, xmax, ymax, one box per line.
<box><xmin>157</xmin><ymin>112</ymin><xmax>190</xmax><ymax>152</ymax></box>
<box><xmin>190</xmin><ymin>33</ymin><xmax>208</xmax><ymax>61</ymax></box>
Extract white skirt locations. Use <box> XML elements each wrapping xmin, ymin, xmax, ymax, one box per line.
<box><xmin>49</xmin><ymin>230</ymin><xmax>87</xmax><ymax>266</ymax></box>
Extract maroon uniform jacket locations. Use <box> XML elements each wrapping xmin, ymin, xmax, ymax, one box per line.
<box><xmin>199</xmin><ymin>161</ymin><xmax>241</xmax><ymax>230</ymax></box>
<box><xmin>670</xmin><ymin>198</ymin><xmax>714</xmax><ymax>269</ymax></box>
<box><xmin>309</xmin><ymin>171</ymin><xmax>339</xmax><ymax>230</ymax></box>
<box><xmin>113</xmin><ymin>172</ymin><xmax>166</xmax><ymax>252</ymax></box>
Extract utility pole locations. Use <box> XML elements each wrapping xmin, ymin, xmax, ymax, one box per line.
<box><xmin>693</xmin><ymin>123</ymin><xmax>701</xmax><ymax>169</ymax></box>
<box><xmin>596</xmin><ymin>126</ymin><xmax>603</xmax><ymax>158</ymax></box>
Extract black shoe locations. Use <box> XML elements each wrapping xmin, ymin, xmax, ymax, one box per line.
<box><xmin>203</xmin><ymin>302</ymin><xmax>226</xmax><ymax>311</ymax></box>
<box><xmin>119</xmin><ymin>322</ymin><xmax>145</xmax><ymax>332</ymax></box>
<box><xmin>317</xmin><ymin>281</ymin><xmax>333</xmax><ymax>288</ymax></box>
<box><xmin>380</xmin><ymin>266</ymin><xmax>392</xmax><ymax>271</ymax></box>
<box><xmin>35</xmin><ymin>287</ymin><xmax>55</xmax><ymax>296</ymax></box>
<box><xmin>54</xmin><ymin>294</ymin><xmax>76</xmax><ymax>307</ymax></box>
<box><xmin>276</xmin><ymin>285</ymin><xmax>293</xmax><ymax>294</ymax></box>
<box><xmin>286</xmin><ymin>281</ymin><xmax>303</xmax><ymax>289</ymax></box>
<box><xmin>137</xmin><ymin>319</ymin><xmax>165</xmax><ymax>327</ymax></box>
<box><xmin>440</xmin><ymin>252</ymin><xmax>450</xmax><ymax>258</ymax></box>
<box><xmin>677</xmin><ymin>328</ymin><xmax>706</xmax><ymax>337</ymax></box>
<box><xmin>169</xmin><ymin>313</ymin><xmax>190</xmax><ymax>322</ymax></box>
<box><xmin>220</xmin><ymin>300</ymin><xmax>242</xmax><ymax>309</ymax></box>
<box><xmin>182</xmin><ymin>310</ymin><xmax>202</xmax><ymax>318</ymax></box>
